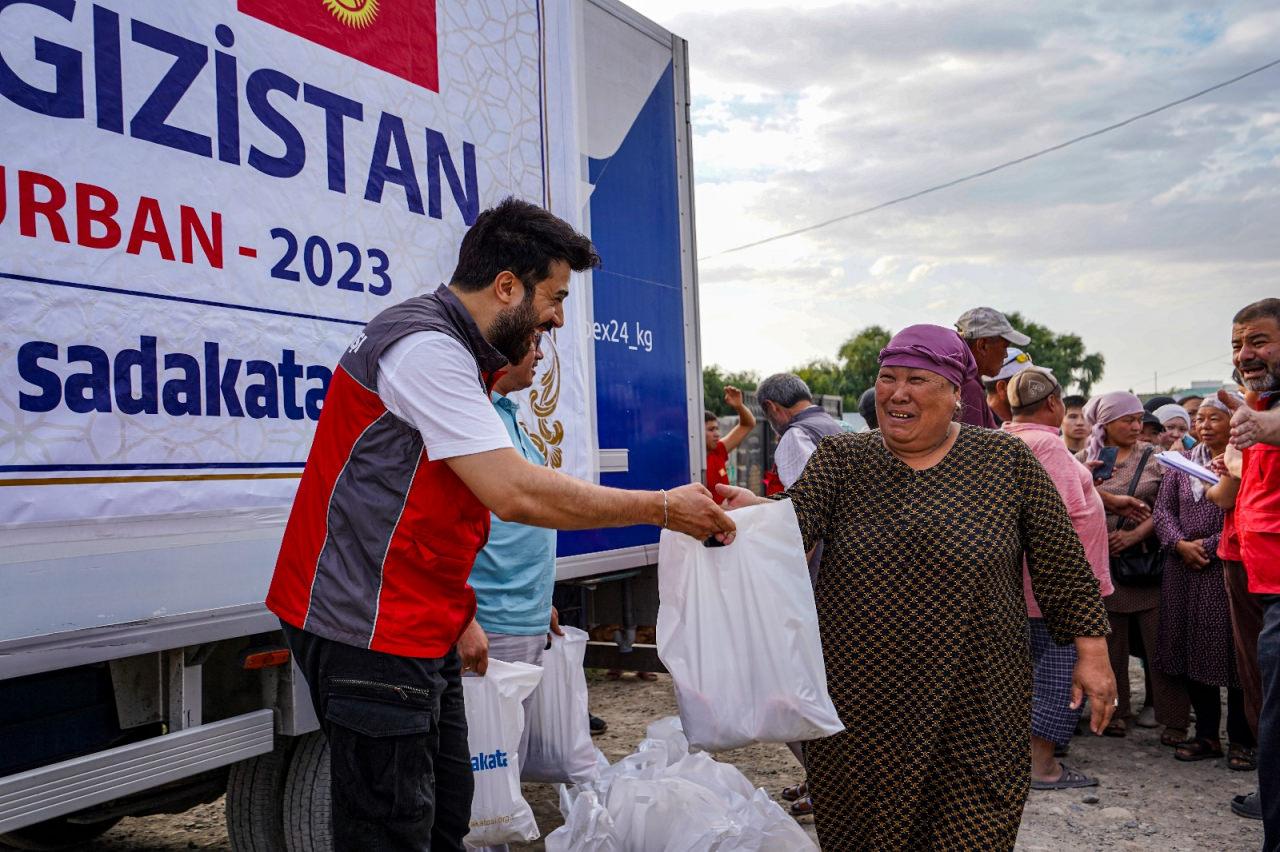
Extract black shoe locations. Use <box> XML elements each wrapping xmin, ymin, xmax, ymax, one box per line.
<box><xmin>1231</xmin><ymin>791</ymin><xmax>1262</xmax><ymax>820</ymax></box>
<box><xmin>589</xmin><ymin>714</ymin><xmax>608</xmax><ymax>735</ymax></box>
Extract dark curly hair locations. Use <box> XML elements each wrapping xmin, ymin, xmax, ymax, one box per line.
<box><xmin>450</xmin><ymin>197</ymin><xmax>600</xmax><ymax>292</ymax></box>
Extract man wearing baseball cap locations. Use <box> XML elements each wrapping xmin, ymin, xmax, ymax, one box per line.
<box><xmin>983</xmin><ymin>347</ymin><xmax>1034</xmax><ymax>424</ymax></box>
<box><xmin>955</xmin><ymin>307</ymin><xmax>1031</xmax><ymax>427</ymax></box>
<box><xmin>1002</xmin><ymin>366</ymin><xmax>1113</xmax><ymax>790</ymax></box>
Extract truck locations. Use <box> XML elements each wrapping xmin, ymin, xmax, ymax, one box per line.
<box><xmin>0</xmin><ymin>1</ymin><xmax>700</xmax><ymax>847</ymax></box>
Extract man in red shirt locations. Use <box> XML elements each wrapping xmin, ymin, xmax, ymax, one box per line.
<box><xmin>704</xmin><ymin>385</ymin><xmax>756</xmax><ymax>493</ymax></box>
<box><xmin>1214</xmin><ymin>298</ymin><xmax>1280</xmax><ymax>846</ymax></box>
<box><xmin>267</xmin><ymin>198</ymin><xmax>733</xmax><ymax>852</ymax></box>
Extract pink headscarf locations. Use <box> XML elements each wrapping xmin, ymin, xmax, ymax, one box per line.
<box><xmin>878</xmin><ymin>325</ymin><xmax>978</xmax><ymax>389</ymax></box>
<box><xmin>1082</xmin><ymin>391</ymin><xmax>1144</xmax><ymax>462</ymax></box>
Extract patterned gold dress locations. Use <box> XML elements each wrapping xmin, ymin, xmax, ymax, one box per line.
<box><xmin>785</xmin><ymin>426</ymin><xmax>1110</xmax><ymax>850</ymax></box>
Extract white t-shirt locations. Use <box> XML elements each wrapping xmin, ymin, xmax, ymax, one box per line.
<box><xmin>377</xmin><ymin>331</ymin><xmax>512</xmax><ymax>460</ymax></box>
<box><xmin>775</xmin><ymin>428</ymin><xmax>818</xmax><ymax>491</ymax></box>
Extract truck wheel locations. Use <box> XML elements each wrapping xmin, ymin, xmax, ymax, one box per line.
<box><xmin>226</xmin><ymin>742</ymin><xmax>294</xmax><ymax>852</ymax></box>
<box><xmin>0</xmin><ymin>816</ymin><xmax>121</xmax><ymax>850</ymax></box>
<box><xmin>282</xmin><ymin>732</ymin><xmax>331</xmax><ymax>852</ymax></box>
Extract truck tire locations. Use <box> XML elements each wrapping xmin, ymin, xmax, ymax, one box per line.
<box><xmin>0</xmin><ymin>816</ymin><xmax>121</xmax><ymax>850</ymax></box>
<box><xmin>282</xmin><ymin>732</ymin><xmax>332</xmax><ymax>852</ymax></box>
<box><xmin>226</xmin><ymin>742</ymin><xmax>294</xmax><ymax>852</ymax></box>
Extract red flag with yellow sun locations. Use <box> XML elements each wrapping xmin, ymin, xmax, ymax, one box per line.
<box><xmin>237</xmin><ymin>0</ymin><xmax>439</xmax><ymax>92</ymax></box>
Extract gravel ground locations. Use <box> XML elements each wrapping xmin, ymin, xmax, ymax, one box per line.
<box><xmin>81</xmin><ymin>666</ymin><xmax>1262</xmax><ymax>851</ymax></box>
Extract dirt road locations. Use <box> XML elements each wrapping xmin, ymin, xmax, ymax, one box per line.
<box><xmin>87</xmin><ymin>669</ymin><xmax>1262</xmax><ymax>851</ymax></box>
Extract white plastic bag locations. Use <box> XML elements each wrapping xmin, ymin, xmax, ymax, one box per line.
<box><xmin>643</xmin><ymin>716</ymin><xmax>689</xmax><ymax>765</ymax></box>
<box><xmin>522</xmin><ymin>626</ymin><xmax>599</xmax><ymax>784</ymax></box>
<box><xmin>545</xmin><ymin>789</ymin><xmax>619</xmax><ymax>852</ymax></box>
<box><xmin>662</xmin><ymin>751</ymin><xmax>755</xmax><ymax>806</ymax></box>
<box><xmin>461</xmin><ymin>659</ymin><xmax>543</xmax><ymax>848</ymax></box>
<box><xmin>675</xmin><ymin>788</ymin><xmax>818</xmax><ymax>852</ymax></box>
<box><xmin>605</xmin><ymin>777</ymin><xmax>731</xmax><ymax>852</ymax></box>
<box><xmin>657</xmin><ymin>499</ymin><xmax>844</xmax><ymax>751</ymax></box>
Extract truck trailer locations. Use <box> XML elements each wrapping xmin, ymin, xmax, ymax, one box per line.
<box><xmin>0</xmin><ymin>0</ymin><xmax>700</xmax><ymax>846</ymax></box>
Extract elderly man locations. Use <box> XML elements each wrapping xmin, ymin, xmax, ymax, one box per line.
<box><xmin>955</xmin><ymin>307</ymin><xmax>1031</xmax><ymax>428</ymax></box>
<box><xmin>758</xmin><ymin>373</ymin><xmax>844</xmax><ymax>493</ymax></box>
<box><xmin>1208</xmin><ymin>298</ymin><xmax>1280</xmax><ymax>843</ymax></box>
<box><xmin>756</xmin><ymin>372</ymin><xmax>844</xmax><ymax>816</ymax></box>
<box><xmin>266</xmin><ymin>198</ymin><xmax>732</xmax><ymax>852</ymax></box>
<box><xmin>1002</xmin><ymin>368</ymin><xmax>1113</xmax><ymax>790</ymax></box>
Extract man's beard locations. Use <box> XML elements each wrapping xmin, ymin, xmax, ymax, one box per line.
<box><xmin>1240</xmin><ymin>357</ymin><xmax>1280</xmax><ymax>393</ymax></box>
<box><xmin>489</xmin><ymin>293</ymin><xmax>540</xmax><ymax>364</ymax></box>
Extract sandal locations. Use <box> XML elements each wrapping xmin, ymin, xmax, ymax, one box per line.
<box><xmin>781</xmin><ymin>782</ymin><xmax>808</xmax><ymax>802</ymax></box>
<box><xmin>1229</xmin><ymin>744</ymin><xmax>1257</xmax><ymax>771</ymax></box>
<box><xmin>605</xmin><ymin>670</ymin><xmax>623</xmax><ymax>681</ymax></box>
<box><xmin>636</xmin><ymin>671</ymin><xmax>659</xmax><ymax>682</ymax></box>
<box><xmin>789</xmin><ymin>796</ymin><xmax>813</xmax><ymax>817</ymax></box>
<box><xmin>1030</xmin><ymin>764</ymin><xmax>1098</xmax><ymax>791</ymax></box>
<box><xmin>1160</xmin><ymin>728</ymin><xmax>1188</xmax><ymax>748</ymax></box>
<box><xmin>1175</xmin><ymin>737</ymin><xmax>1224</xmax><ymax>762</ymax></box>
<box><xmin>1103</xmin><ymin>719</ymin><xmax>1127</xmax><ymax>738</ymax></box>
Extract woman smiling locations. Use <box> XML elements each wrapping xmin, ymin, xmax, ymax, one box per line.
<box><xmin>717</xmin><ymin>325</ymin><xmax>1115</xmax><ymax>850</ymax></box>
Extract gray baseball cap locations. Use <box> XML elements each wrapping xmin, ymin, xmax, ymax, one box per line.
<box><xmin>955</xmin><ymin>307</ymin><xmax>1031</xmax><ymax>347</ymax></box>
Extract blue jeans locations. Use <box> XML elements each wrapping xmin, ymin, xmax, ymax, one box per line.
<box><xmin>283</xmin><ymin>622</ymin><xmax>472</xmax><ymax>852</ymax></box>
<box><xmin>1260</xmin><ymin>596</ymin><xmax>1280</xmax><ymax>851</ymax></box>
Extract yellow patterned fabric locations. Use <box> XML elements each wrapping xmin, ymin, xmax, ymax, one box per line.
<box><xmin>785</xmin><ymin>426</ymin><xmax>1110</xmax><ymax>850</ymax></box>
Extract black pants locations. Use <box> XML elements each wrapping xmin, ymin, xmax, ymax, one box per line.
<box><xmin>1259</xmin><ymin>596</ymin><xmax>1280</xmax><ymax>852</ymax></box>
<box><xmin>1185</xmin><ymin>679</ymin><xmax>1255</xmax><ymax>747</ymax></box>
<box><xmin>282</xmin><ymin>622</ymin><xmax>473</xmax><ymax>852</ymax></box>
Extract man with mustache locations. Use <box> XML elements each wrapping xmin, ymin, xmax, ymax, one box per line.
<box><xmin>1208</xmin><ymin>298</ymin><xmax>1280</xmax><ymax>847</ymax></box>
<box><xmin>265</xmin><ymin>197</ymin><xmax>734</xmax><ymax>852</ymax></box>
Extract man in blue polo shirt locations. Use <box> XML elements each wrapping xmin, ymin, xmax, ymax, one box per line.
<box><xmin>460</xmin><ymin>335</ymin><xmax>562</xmax><ymax>672</ymax></box>
<box><xmin>457</xmin><ymin>335</ymin><xmax>559</xmax><ymax>852</ymax></box>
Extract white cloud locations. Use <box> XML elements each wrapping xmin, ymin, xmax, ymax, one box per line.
<box><xmin>626</xmin><ymin>0</ymin><xmax>1280</xmax><ymax>393</ymax></box>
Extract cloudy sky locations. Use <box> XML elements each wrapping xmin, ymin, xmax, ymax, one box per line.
<box><xmin>625</xmin><ymin>0</ymin><xmax>1280</xmax><ymax>394</ymax></box>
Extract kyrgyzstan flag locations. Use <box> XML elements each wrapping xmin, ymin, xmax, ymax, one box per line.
<box><xmin>238</xmin><ymin>0</ymin><xmax>439</xmax><ymax>92</ymax></box>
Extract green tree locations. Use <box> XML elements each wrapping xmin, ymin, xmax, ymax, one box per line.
<box><xmin>1003</xmin><ymin>311</ymin><xmax>1105</xmax><ymax>396</ymax></box>
<box><xmin>702</xmin><ymin>365</ymin><xmax>758</xmax><ymax>416</ymax></box>
<box><xmin>792</xmin><ymin>326</ymin><xmax>892</xmax><ymax>409</ymax></box>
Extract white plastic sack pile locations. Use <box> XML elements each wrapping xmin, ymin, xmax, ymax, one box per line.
<box><xmin>656</xmin><ymin>499</ymin><xmax>844</xmax><ymax>751</ymax></box>
<box><xmin>522</xmin><ymin>626</ymin><xmax>600</xmax><ymax>784</ymax></box>
<box><xmin>462</xmin><ymin>659</ymin><xmax>543</xmax><ymax>848</ymax></box>
<box><xmin>545</xmin><ymin>716</ymin><xmax>816</xmax><ymax>852</ymax></box>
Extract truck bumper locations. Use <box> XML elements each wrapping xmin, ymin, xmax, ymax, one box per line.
<box><xmin>0</xmin><ymin>709</ymin><xmax>274</xmax><ymax>834</ymax></box>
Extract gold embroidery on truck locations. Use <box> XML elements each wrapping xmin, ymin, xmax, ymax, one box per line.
<box><xmin>527</xmin><ymin>331</ymin><xmax>565</xmax><ymax>469</ymax></box>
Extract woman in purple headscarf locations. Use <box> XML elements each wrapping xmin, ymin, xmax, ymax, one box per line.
<box><xmin>718</xmin><ymin>325</ymin><xmax>1115</xmax><ymax>851</ymax></box>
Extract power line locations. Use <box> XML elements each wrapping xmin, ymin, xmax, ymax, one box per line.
<box><xmin>1106</xmin><ymin>352</ymin><xmax>1233</xmax><ymax>390</ymax></box>
<box><xmin>699</xmin><ymin>57</ymin><xmax>1280</xmax><ymax>261</ymax></box>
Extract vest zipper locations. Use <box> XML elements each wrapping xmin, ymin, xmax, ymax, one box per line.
<box><xmin>329</xmin><ymin>677</ymin><xmax>432</xmax><ymax>701</ymax></box>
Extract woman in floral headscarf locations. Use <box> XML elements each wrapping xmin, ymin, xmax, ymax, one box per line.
<box><xmin>1082</xmin><ymin>392</ymin><xmax>1189</xmax><ymax>741</ymax></box>
<box><xmin>1153</xmin><ymin>395</ymin><xmax>1257</xmax><ymax>769</ymax></box>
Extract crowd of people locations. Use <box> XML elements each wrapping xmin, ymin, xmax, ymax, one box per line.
<box><xmin>263</xmin><ymin>196</ymin><xmax>1278</xmax><ymax>852</ymax></box>
<box><xmin>708</xmin><ymin>300</ymin><xmax>1280</xmax><ymax>850</ymax></box>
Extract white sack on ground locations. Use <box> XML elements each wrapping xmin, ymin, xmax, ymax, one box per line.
<box><xmin>522</xmin><ymin>626</ymin><xmax>600</xmax><ymax>784</ymax></box>
<box><xmin>656</xmin><ymin>500</ymin><xmax>844</xmax><ymax>751</ymax></box>
<box><xmin>675</xmin><ymin>788</ymin><xmax>818</xmax><ymax>852</ymax></box>
<box><xmin>545</xmin><ymin>789</ymin><xmax>619</xmax><ymax>852</ymax></box>
<box><xmin>461</xmin><ymin>660</ymin><xmax>543</xmax><ymax>848</ymax></box>
<box><xmin>550</xmin><ymin>717</ymin><xmax>817</xmax><ymax>852</ymax></box>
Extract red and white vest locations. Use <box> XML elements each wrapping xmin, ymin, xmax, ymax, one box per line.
<box><xmin>266</xmin><ymin>285</ymin><xmax>508</xmax><ymax>657</ymax></box>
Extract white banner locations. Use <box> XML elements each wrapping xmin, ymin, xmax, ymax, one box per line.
<box><xmin>0</xmin><ymin>0</ymin><xmax>599</xmax><ymax>530</ymax></box>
